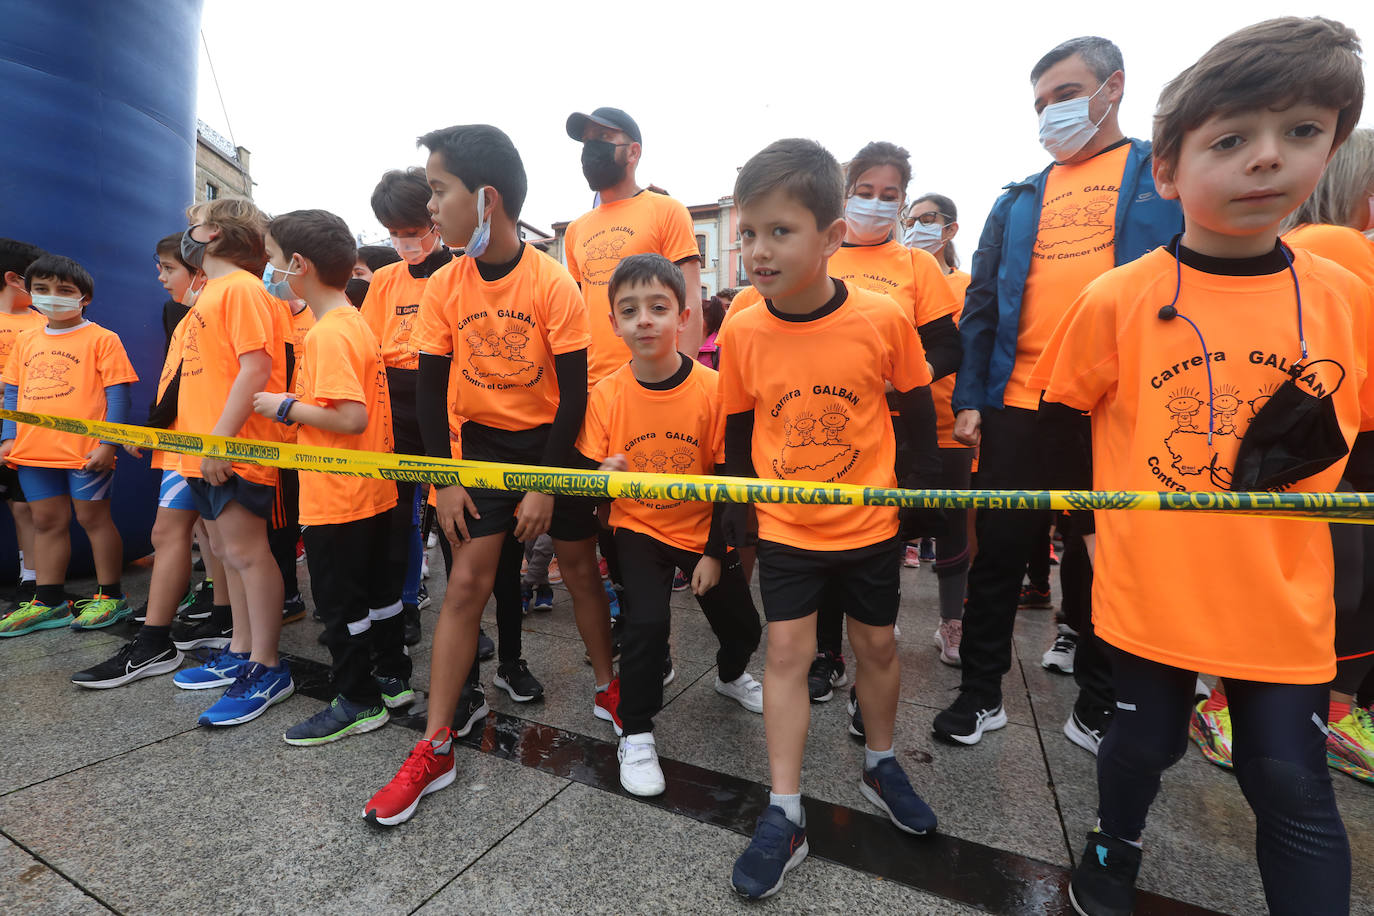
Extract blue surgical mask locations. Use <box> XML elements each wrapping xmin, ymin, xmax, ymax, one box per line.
<box><xmin>466</xmin><ymin>187</ymin><xmax>491</xmax><ymax>259</ymax></box>
<box><xmin>903</xmin><ymin>221</ymin><xmax>946</xmax><ymax>252</ymax></box>
<box><xmin>261</xmin><ymin>260</ymin><xmax>298</xmax><ymax>300</ymax></box>
<box><xmin>1038</xmin><ymin>81</ymin><xmax>1112</xmax><ymax>161</ymax></box>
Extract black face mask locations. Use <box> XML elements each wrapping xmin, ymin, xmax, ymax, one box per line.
<box><xmin>581</xmin><ymin>140</ymin><xmax>627</xmax><ymax>191</ymax></box>
<box><xmin>1231</xmin><ymin>359</ymin><xmax>1349</xmax><ymax>492</ymax></box>
<box><xmin>180</xmin><ymin>226</ymin><xmax>209</xmax><ymax>270</ymax></box>
<box><xmin>344</xmin><ymin>277</ymin><xmax>370</xmax><ymax>308</ymax></box>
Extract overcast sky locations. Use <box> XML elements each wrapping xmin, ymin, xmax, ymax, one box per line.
<box><xmin>196</xmin><ymin>1</ymin><xmax>1374</xmax><ymax>258</ymax></box>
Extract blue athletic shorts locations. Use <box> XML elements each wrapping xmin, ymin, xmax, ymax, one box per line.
<box><xmin>159</xmin><ymin>469</ymin><xmax>197</xmax><ymax>511</ymax></box>
<box><xmin>186</xmin><ymin>475</ymin><xmax>275</xmax><ymax>521</ymax></box>
<box><xmin>16</xmin><ymin>466</ymin><xmax>115</xmax><ymax>502</ymax></box>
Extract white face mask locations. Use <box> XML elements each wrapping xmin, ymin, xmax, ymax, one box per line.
<box><xmin>903</xmin><ymin>221</ymin><xmax>946</xmax><ymax>253</ymax></box>
<box><xmin>1038</xmin><ymin>81</ymin><xmax>1112</xmax><ymax>161</ymax></box>
<box><xmin>844</xmin><ymin>196</ymin><xmax>902</xmax><ymax>244</ymax></box>
<box><xmin>30</xmin><ymin>293</ymin><xmax>83</xmax><ymax>319</ymax></box>
<box><xmin>393</xmin><ymin>226</ymin><xmax>438</xmax><ymax>265</ymax></box>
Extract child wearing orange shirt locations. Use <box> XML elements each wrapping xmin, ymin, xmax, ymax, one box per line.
<box><xmin>172</xmin><ymin>198</ymin><xmax>296</xmax><ymax>728</ymax></box>
<box><xmin>577</xmin><ymin>254</ymin><xmax>763</xmax><ymax>797</ymax></box>
<box><xmin>251</xmin><ymin>209</ymin><xmax>411</xmax><ymax>745</ymax></box>
<box><xmin>1033</xmin><ymin>18</ymin><xmax>1372</xmax><ymax>915</ymax></box>
<box><xmin>0</xmin><ymin>255</ymin><xmax>137</xmax><ymax>637</ymax></box>
<box><xmin>0</xmin><ymin>238</ymin><xmax>46</xmax><ymax>611</ymax></box>
<box><xmin>364</xmin><ymin>124</ymin><xmax>614</xmax><ymax>827</ymax></box>
<box><xmin>720</xmin><ymin>139</ymin><xmax>936</xmax><ymax>900</ymax></box>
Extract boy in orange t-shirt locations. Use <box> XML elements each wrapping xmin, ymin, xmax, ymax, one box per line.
<box><xmin>1035</xmin><ymin>18</ymin><xmax>1372</xmax><ymax>915</ymax></box>
<box><xmin>0</xmin><ymin>238</ymin><xmax>46</xmax><ymax>609</ymax></box>
<box><xmin>720</xmin><ymin>140</ymin><xmax>936</xmax><ymax>900</ymax></box>
<box><xmin>0</xmin><ymin>255</ymin><xmax>137</xmax><ymax>637</ymax></box>
<box><xmin>252</xmin><ymin>209</ymin><xmax>410</xmax><ymax>745</ymax></box>
<box><xmin>363</xmin><ymin>124</ymin><xmax>614</xmax><ymax>827</ymax></box>
<box><xmin>172</xmin><ymin>197</ymin><xmax>296</xmax><ymax>728</ymax></box>
<box><xmin>577</xmin><ymin>254</ymin><xmax>763</xmax><ymax>798</ymax></box>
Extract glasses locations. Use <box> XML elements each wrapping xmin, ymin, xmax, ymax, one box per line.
<box><xmin>900</xmin><ymin>210</ymin><xmax>953</xmax><ymax>229</ymax></box>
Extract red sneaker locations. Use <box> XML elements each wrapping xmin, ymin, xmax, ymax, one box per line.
<box><xmin>594</xmin><ymin>678</ymin><xmax>623</xmax><ymax>736</ymax></box>
<box><xmin>362</xmin><ymin>728</ymin><xmax>456</xmax><ymax>826</ymax></box>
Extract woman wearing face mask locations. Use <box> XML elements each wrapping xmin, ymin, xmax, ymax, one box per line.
<box><xmin>807</xmin><ymin>144</ymin><xmax>961</xmax><ymax>723</ymax></box>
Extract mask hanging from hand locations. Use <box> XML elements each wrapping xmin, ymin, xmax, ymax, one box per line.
<box><xmin>1231</xmin><ymin>359</ymin><xmax>1349</xmax><ymax>491</ymax></box>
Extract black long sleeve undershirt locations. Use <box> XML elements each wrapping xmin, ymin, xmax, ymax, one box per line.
<box><xmin>916</xmin><ymin>314</ymin><xmax>962</xmax><ymax>381</ymax></box>
<box><xmin>723</xmin><ymin>411</ymin><xmax>757</xmax><ymax>478</ymax></box>
<box><xmin>417</xmin><ymin>352</ymin><xmax>453</xmax><ymax>465</ymax></box>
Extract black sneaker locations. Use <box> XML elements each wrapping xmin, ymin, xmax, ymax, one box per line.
<box><xmin>663</xmin><ymin>650</ymin><xmax>676</xmax><ymax>688</ymax></box>
<box><xmin>453</xmin><ymin>683</ymin><xmax>489</xmax><ymax>737</ymax></box>
<box><xmin>494</xmin><ymin>659</ymin><xmax>544</xmax><ymax>702</ymax></box>
<box><xmin>1064</xmin><ymin>706</ymin><xmax>1114</xmax><ymax>756</ymax></box>
<box><xmin>176</xmin><ymin>583</ymin><xmax>214</xmax><ymax>623</ymax></box>
<box><xmin>402</xmin><ymin>603</ymin><xmax>421</xmax><ymax>647</ymax></box>
<box><xmin>375</xmin><ymin>675</ymin><xmax>417</xmax><ymax>709</ymax></box>
<box><xmin>282</xmin><ymin>593</ymin><xmax>307</xmax><ymax>624</ymax></box>
<box><xmin>477</xmin><ymin>628</ymin><xmax>495</xmax><ymax>661</ymax></box>
<box><xmin>1069</xmin><ymin>831</ymin><xmax>1142</xmax><ymax>916</ymax></box>
<box><xmin>847</xmin><ymin>686</ymin><xmax>865</xmax><ymax>739</ymax></box>
<box><xmin>932</xmin><ymin>691</ymin><xmax>1008</xmax><ymax>745</ymax></box>
<box><xmin>807</xmin><ymin>650</ymin><xmax>847</xmax><ymax>703</ymax></box>
<box><xmin>416</xmin><ymin>583</ymin><xmax>432</xmax><ymax>610</ymax></box>
<box><xmin>72</xmin><ymin>640</ymin><xmax>183</xmax><ymax>689</ymax></box>
<box><xmin>171</xmin><ymin>616</ymin><xmax>232</xmax><ymax>651</ymax></box>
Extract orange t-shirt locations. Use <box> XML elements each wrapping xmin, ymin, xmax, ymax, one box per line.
<box><xmin>577</xmin><ymin>359</ymin><xmax>725</xmax><ymax>553</ymax></box>
<box><xmin>1284</xmin><ymin>223</ymin><xmax>1374</xmax><ymax>288</ymax></box>
<box><xmin>176</xmin><ymin>270</ymin><xmax>291</xmax><ymax>486</ymax></box>
<box><xmin>151</xmin><ymin>319</ymin><xmax>187</xmax><ymax>472</ymax></box>
<box><xmin>933</xmin><ymin>269</ymin><xmax>972</xmax><ymax>449</ymax></box>
<box><xmin>563</xmin><ymin>191</ymin><xmax>700</xmax><ymax>386</ymax></box>
<box><xmin>1032</xmin><ymin>246</ymin><xmax>1374</xmax><ymax>683</ymax></box>
<box><xmin>3</xmin><ymin>322</ymin><xmax>138</xmax><ymax>469</ymax></box>
<box><xmin>1003</xmin><ymin>142</ymin><xmax>1132</xmax><ymax>410</ymax></box>
<box><xmin>0</xmin><ymin>310</ymin><xmax>46</xmax><ymax>376</ymax></box>
<box><xmin>360</xmin><ymin>260</ymin><xmax>429</xmax><ymax>371</ymax></box>
<box><xmin>413</xmin><ymin>245</ymin><xmax>590</xmax><ymax>432</ymax></box>
<box><xmin>294</xmin><ymin>307</ymin><xmax>398</xmax><ymax>525</ymax></box>
<box><xmin>717</xmin><ymin>282</ymin><xmax>932</xmax><ymax>551</ymax></box>
<box><xmin>828</xmin><ymin>241</ymin><xmax>959</xmax><ymax>329</ymax></box>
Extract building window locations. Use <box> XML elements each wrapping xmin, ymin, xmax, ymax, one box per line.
<box><xmin>205</xmin><ymin>182</ymin><xmax>219</xmax><ymax>200</ymax></box>
<box><xmin>737</xmin><ymin>254</ymin><xmax>747</xmax><ymax>285</ymax></box>
<box><xmin>696</xmin><ymin>234</ymin><xmax>707</xmax><ymax>262</ymax></box>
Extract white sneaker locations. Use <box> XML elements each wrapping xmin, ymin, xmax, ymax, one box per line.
<box><xmin>1042</xmin><ymin>624</ymin><xmax>1077</xmax><ymax>674</ymax></box>
<box><xmin>715</xmin><ymin>672</ymin><xmax>764</xmax><ymax>714</ymax></box>
<box><xmin>618</xmin><ymin>732</ymin><xmax>665</xmax><ymax>796</ymax></box>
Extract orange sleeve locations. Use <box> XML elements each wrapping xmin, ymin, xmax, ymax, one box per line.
<box><xmin>879</xmin><ymin>303</ymin><xmax>932</xmax><ymax>392</ymax></box>
<box><xmin>359</xmin><ymin>275</ymin><xmax>388</xmax><ymax>344</ymax></box>
<box><xmin>576</xmin><ymin>377</ymin><xmax>614</xmax><ymax>462</ymax></box>
<box><xmin>1</xmin><ymin>332</ymin><xmax>27</xmax><ymax>387</ymax></box>
<box><xmin>542</xmin><ymin>261</ymin><xmax>592</xmax><ymax>356</ymax></box>
<box><xmin>306</xmin><ymin>324</ymin><xmax>366</xmax><ymax>405</ymax></box>
<box><xmin>563</xmin><ymin>221</ymin><xmax>583</xmax><ymax>285</ymax></box>
<box><xmin>412</xmin><ymin>270</ymin><xmax>454</xmax><ymax>356</ymax></box>
<box><xmin>657</xmin><ymin>196</ymin><xmax>703</xmax><ymax>264</ymax></box>
<box><xmin>221</xmin><ymin>284</ymin><xmax>274</xmax><ymax>358</ymax></box>
<box><xmin>910</xmin><ymin>247</ymin><xmax>960</xmax><ymax>325</ymax></box>
<box><xmin>95</xmin><ymin>331</ymin><xmax>139</xmax><ymax>386</ymax></box>
<box><xmin>715</xmin><ymin>320</ymin><xmax>755</xmax><ymax>416</ymax></box>
<box><xmin>1356</xmin><ymin>282</ymin><xmax>1374</xmax><ymax>433</ymax></box>
<box><xmin>1035</xmin><ymin>278</ymin><xmax>1120</xmax><ymax>412</ymax></box>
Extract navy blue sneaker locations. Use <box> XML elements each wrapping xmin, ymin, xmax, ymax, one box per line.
<box><xmin>532</xmin><ymin>585</ymin><xmax>553</xmax><ymax>613</ymax></box>
<box><xmin>199</xmin><ymin>661</ymin><xmax>294</xmax><ymax>726</ymax></box>
<box><xmin>731</xmin><ymin>805</ymin><xmax>808</xmax><ymax>899</ymax></box>
<box><xmin>860</xmin><ymin>757</ymin><xmax>937</xmax><ymax>834</ymax></box>
<box><xmin>283</xmin><ymin>695</ymin><xmax>388</xmax><ymax>746</ymax></box>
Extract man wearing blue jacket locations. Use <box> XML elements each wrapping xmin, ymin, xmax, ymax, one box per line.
<box><xmin>936</xmin><ymin>37</ymin><xmax>1181</xmax><ymax>750</ymax></box>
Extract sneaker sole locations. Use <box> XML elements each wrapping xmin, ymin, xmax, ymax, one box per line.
<box><xmin>173</xmin><ymin>635</ymin><xmax>232</xmax><ymax>651</ymax></box>
<box><xmin>493</xmin><ymin>675</ymin><xmax>542</xmax><ymax>703</ymax></box>
<box><xmin>0</xmin><ymin>616</ymin><xmax>74</xmax><ymax>637</ymax></box>
<box><xmin>72</xmin><ymin>651</ymin><xmax>184</xmax><ymax>689</ymax></box>
<box><xmin>281</xmin><ymin>610</ymin><xmax>306</xmax><ymax>624</ymax></box>
<box><xmin>808</xmin><ymin>686</ymin><xmax>834</xmax><ymax>703</ymax></box>
<box><xmin>382</xmin><ymin>691</ymin><xmax>417</xmax><ymax>709</ymax></box>
<box><xmin>1327</xmin><ymin>748</ymin><xmax>1374</xmax><ymax>784</ymax></box>
<box><xmin>859</xmin><ymin>780</ymin><xmax>933</xmax><ymax>835</ymax></box>
<box><xmin>454</xmin><ymin>700</ymin><xmax>489</xmax><ymax>737</ymax></box>
<box><xmin>1063</xmin><ymin>717</ymin><xmax>1101</xmax><ymax>756</ymax></box>
<box><xmin>619</xmin><ymin>762</ymin><xmax>666</xmax><ymax>797</ymax></box>
<box><xmin>1067</xmin><ymin>884</ymin><xmax>1093</xmax><ymax>916</ymax></box>
<box><xmin>531</xmin><ymin>604</ymin><xmax>553</xmax><ymax>613</ymax></box>
<box><xmin>1042</xmin><ymin>657</ymin><xmax>1075</xmax><ymax>675</ymax></box>
<box><xmin>715</xmin><ymin>682</ymin><xmax>763</xmax><ymax>714</ymax></box>
<box><xmin>200</xmin><ymin>682</ymin><xmax>296</xmax><ymax>726</ymax></box>
<box><xmin>363</xmin><ymin>765</ymin><xmax>456</xmax><ymax>827</ymax></box>
<box><xmin>934</xmin><ymin>707</ymin><xmax>1008</xmax><ymax>746</ymax></box>
<box><xmin>1019</xmin><ymin>602</ymin><xmax>1054</xmax><ymax>610</ymax></box>
<box><xmin>284</xmin><ymin>708</ymin><xmax>390</xmax><ymax>746</ymax></box>
<box><xmin>731</xmin><ymin>840</ymin><xmax>808</xmax><ymax>899</ymax></box>
<box><xmin>71</xmin><ymin>609</ymin><xmax>132</xmax><ymax>631</ymax></box>
<box><xmin>593</xmin><ymin>703</ymin><xmax>624</xmax><ymax>736</ymax></box>
<box><xmin>416</xmin><ymin>596</ymin><xmax>432</xmax><ymax>610</ymax></box>
<box><xmin>663</xmin><ymin>667</ymin><xmax>676</xmax><ymax>688</ymax></box>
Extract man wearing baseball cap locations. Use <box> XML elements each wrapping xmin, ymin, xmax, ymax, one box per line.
<box><xmin>563</xmin><ymin>106</ymin><xmax>703</xmax><ymax>386</ymax></box>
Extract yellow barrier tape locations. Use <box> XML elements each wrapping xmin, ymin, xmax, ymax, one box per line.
<box><xmin>4</xmin><ymin>408</ymin><xmax>1373</xmax><ymax>524</ymax></box>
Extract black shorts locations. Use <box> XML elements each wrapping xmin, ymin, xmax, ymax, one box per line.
<box><xmin>186</xmin><ymin>476</ymin><xmax>276</xmax><ymax>522</ymax></box>
<box><xmin>0</xmin><ymin>464</ymin><xmax>25</xmax><ymax>503</ymax></box>
<box><xmin>757</xmin><ymin>536</ymin><xmax>902</xmax><ymax>627</ymax></box>
<box><xmin>458</xmin><ymin>421</ymin><xmax>600</xmax><ymax>542</ymax></box>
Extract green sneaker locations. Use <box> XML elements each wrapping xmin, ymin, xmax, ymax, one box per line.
<box><xmin>0</xmin><ymin>600</ymin><xmax>74</xmax><ymax>637</ymax></box>
<box><xmin>71</xmin><ymin>595</ymin><xmax>132</xmax><ymax>631</ymax></box>
<box><xmin>284</xmin><ymin>695</ymin><xmax>389</xmax><ymax>746</ymax></box>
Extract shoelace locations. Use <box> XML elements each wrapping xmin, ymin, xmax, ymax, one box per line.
<box><xmin>223</xmin><ymin>664</ymin><xmax>265</xmax><ymax>699</ymax></box>
<box><xmin>395</xmin><ymin>743</ymin><xmax>439</xmax><ymax>787</ymax></box>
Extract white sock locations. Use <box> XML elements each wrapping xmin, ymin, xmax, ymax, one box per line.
<box><xmin>864</xmin><ymin>745</ymin><xmax>896</xmax><ymax>770</ymax></box>
<box><xmin>431</xmin><ymin>733</ymin><xmax>452</xmax><ymax>755</ymax></box>
<box><xmin>20</xmin><ymin>565</ymin><xmax>35</xmax><ymax>582</ymax></box>
<box><xmin>769</xmin><ymin>792</ymin><xmax>803</xmax><ymax>825</ymax></box>
<box><xmin>596</xmin><ymin>682</ymin><xmax>610</xmax><ymax>693</ymax></box>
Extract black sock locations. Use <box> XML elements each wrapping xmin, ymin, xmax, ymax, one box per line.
<box><xmin>98</xmin><ymin>583</ymin><xmax>123</xmax><ymax>599</ymax></box>
<box><xmin>211</xmin><ymin>603</ymin><xmax>232</xmax><ymax>628</ymax></box>
<box><xmin>135</xmin><ymin>624</ymin><xmax>171</xmax><ymax>651</ymax></box>
<box><xmin>36</xmin><ymin>584</ymin><xmax>65</xmax><ymax>607</ymax></box>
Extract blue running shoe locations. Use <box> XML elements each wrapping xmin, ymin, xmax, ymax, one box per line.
<box><xmin>173</xmin><ymin>650</ymin><xmax>250</xmax><ymax>690</ymax></box>
<box><xmin>199</xmin><ymin>661</ymin><xmax>295</xmax><ymax>726</ymax></box>
<box><xmin>731</xmin><ymin>805</ymin><xmax>808</xmax><ymax>899</ymax></box>
<box><xmin>860</xmin><ymin>757</ymin><xmax>937</xmax><ymax>834</ymax></box>
<box><xmin>284</xmin><ymin>695</ymin><xmax>389</xmax><ymax>746</ymax></box>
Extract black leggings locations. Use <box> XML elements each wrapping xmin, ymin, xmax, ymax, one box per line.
<box><xmin>1097</xmin><ymin>646</ymin><xmax>1349</xmax><ymax>915</ymax></box>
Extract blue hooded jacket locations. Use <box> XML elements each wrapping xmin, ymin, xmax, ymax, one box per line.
<box><xmin>952</xmin><ymin>139</ymin><xmax>1182</xmax><ymax>412</ymax></box>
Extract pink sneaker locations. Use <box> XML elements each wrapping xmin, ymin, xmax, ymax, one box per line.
<box><xmin>934</xmin><ymin>619</ymin><xmax>962</xmax><ymax>666</ymax></box>
<box><xmin>902</xmin><ymin>546</ymin><xmax>921</xmax><ymax>569</ymax></box>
